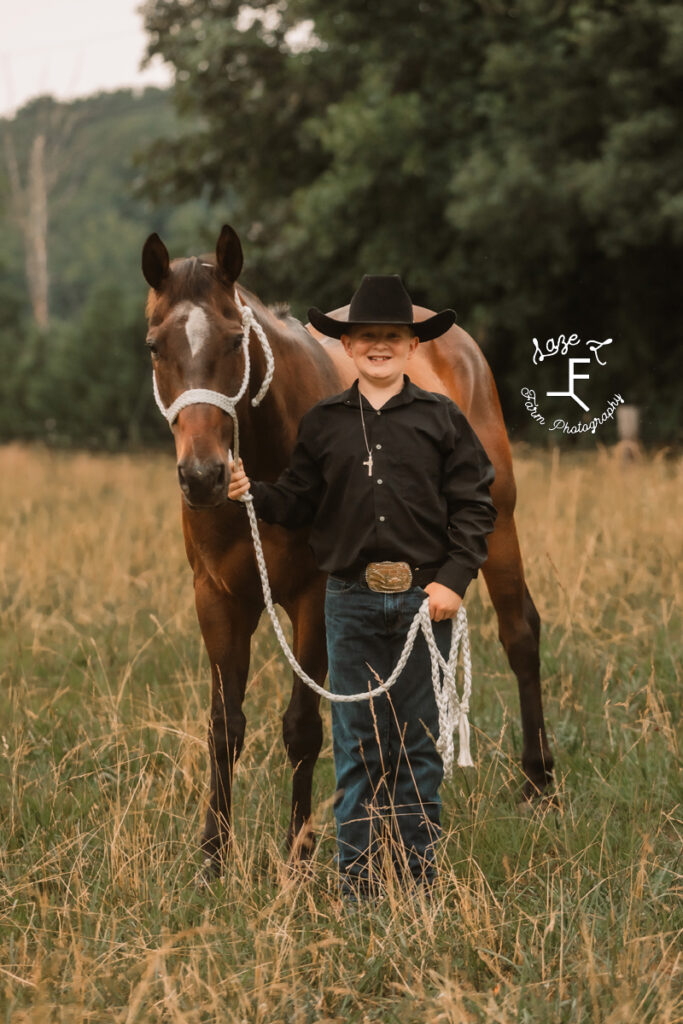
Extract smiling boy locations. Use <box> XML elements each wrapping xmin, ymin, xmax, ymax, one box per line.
<box><xmin>228</xmin><ymin>275</ymin><xmax>497</xmax><ymax>898</ymax></box>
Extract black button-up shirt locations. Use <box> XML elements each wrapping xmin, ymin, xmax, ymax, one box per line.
<box><xmin>250</xmin><ymin>375</ymin><xmax>497</xmax><ymax>597</ymax></box>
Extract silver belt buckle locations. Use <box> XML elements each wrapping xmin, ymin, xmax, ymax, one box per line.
<box><xmin>365</xmin><ymin>561</ymin><xmax>412</xmax><ymax>593</ymax></box>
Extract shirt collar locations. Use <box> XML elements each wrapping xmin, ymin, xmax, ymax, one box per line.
<box><xmin>330</xmin><ymin>375</ymin><xmax>438</xmax><ymax>409</ymax></box>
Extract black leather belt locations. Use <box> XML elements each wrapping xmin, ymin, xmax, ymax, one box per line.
<box><xmin>331</xmin><ymin>561</ymin><xmax>441</xmax><ymax>592</ymax></box>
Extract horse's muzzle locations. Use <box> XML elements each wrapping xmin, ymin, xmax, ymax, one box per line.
<box><xmin>177</xmin><ymin>457</ymin><xmax>228</xmax><ymax>506</ymax></box>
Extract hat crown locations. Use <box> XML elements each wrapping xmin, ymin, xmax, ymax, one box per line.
<box><xmin>307</xmin><ymin>276</ymin><xmax>456</xmax><ymax>342</ymax></box>
<box><xmin>347</xmin><ymin>275</ymin><xmax>414</xmax><ymax>326</ymax></box>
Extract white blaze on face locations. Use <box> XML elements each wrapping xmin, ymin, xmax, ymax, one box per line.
<box><xmin>173</xmin><ymin>301</ymin><xmax>211</xmax><ymax>357</ymax></box>
<box><xmin>185</xmin><ymin>305</ymin><xmax>211</xmax><ymax>357</ymax></box>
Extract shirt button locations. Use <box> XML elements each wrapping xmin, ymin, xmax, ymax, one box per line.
<box><xmin>379</xmin><ymin>515</ymin><xmax>386</xmax><ymax>522</ymax></box>
<box><xmin>377</xmin><ymin>479</ymin><xmax>383</xmax><ymax>485</ymax></box>
<box><xmin>377</xmin><ymin>411</ymin><xmax>381</xmax><ymax>416</ymax></box>
<box><xmin>375</xmin><ymin>443</ymin><xmax>382</xmax><ymax>450</ymax></box>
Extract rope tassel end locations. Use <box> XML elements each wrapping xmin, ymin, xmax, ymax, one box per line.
<box><xmin>457</xmin><ymin>710</ymin><xmax>474</xmax><ymax>768</ymax></box>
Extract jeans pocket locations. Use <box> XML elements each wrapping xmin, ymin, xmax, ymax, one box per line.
<box><xmin>326</xmin><ymin>575</ymin><xmax>357</xmax><ymax>595</ymax></box>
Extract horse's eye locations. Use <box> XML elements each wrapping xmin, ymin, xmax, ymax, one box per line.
<box><xmin>230</xmin><ymin>334</ymin><xmax>245</xmax><ymax>352</ymax></box>
<box><xmin>146</xmin><ymin>337</ymin><xmax>159</xmax><ymax>358</ymax></box>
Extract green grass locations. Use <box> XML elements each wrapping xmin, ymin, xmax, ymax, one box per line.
<box><xmin>0</xmin><ymin>443</ymin><xmax>680</xmax><ymax>1022</ymax></box>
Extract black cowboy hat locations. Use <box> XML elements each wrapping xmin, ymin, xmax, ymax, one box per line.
<box><xmin>308</xmin><ymin>275</ymin><xmax>456</xmax><ymax>343</ymax></box>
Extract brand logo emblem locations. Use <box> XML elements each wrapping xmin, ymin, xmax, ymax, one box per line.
<box><xmin>521</xmin><ymin>333</ymin><xmax>624</xmax><ymax>435</ymax></box>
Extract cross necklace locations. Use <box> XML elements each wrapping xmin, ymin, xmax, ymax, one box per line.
<box><xmin>359</xmin><ymin>395</ymin><xmax>374</xmax><ymax>476</ymax></box>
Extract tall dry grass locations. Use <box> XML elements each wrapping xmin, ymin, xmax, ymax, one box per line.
<box><xmin>0</xmin><ymin>442</ymin><xmax>681</xmax><ymax>1022</ymax></box>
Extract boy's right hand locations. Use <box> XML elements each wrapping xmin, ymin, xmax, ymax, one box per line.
<box><xmin>228</xmin><ymin>457</ymin><xmax>251</xmax><ymax>501</ymax></box>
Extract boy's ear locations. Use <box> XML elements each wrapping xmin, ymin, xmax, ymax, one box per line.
<box><xmin>340</xmin><ymin>333</ymin><xmax>353</xmax><ymax>357</ymax></box>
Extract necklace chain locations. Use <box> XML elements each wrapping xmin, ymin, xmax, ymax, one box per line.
<box><xmin>358</xmin><ymin>393</ymin><xmax>374</xmax><ymax>476</ymax></box>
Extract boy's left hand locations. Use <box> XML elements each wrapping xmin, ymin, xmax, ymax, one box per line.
<box><xmin>423</xmin><ymin>582</ymin><xmax>462</xmax><ymax>621</ymax></box>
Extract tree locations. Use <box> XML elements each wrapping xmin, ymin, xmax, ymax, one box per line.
<box><xmin>4</xmin><ymin>114</ymin><xmax>52</xmax><ymax>328</ymax></box>
<box><xmin>0</xmin><ymin>88</ymin><xmax>206</xmax><ymax>446</ymax></box>
<box><xmin>140</xmin><ymin>0</ymin><xmax>683</xmax><ymax>443</ymax></box>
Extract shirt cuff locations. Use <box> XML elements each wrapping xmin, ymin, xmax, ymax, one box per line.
<box><xmin>434</xmin><ymin>562</ymin><xmax>478</xmax><ymax>600</ymax></box>
<box><xmin>248</xmin><ymin>480</ymin><xmax>270</xmax><ymax>520</ymax></box>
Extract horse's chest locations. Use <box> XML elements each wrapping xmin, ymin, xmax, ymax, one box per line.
<box><xmin>187</xmin><ymin>520</ymin><xmax>315</xmax><ymax>604</ymax></box>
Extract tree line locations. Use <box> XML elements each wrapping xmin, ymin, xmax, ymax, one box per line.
<box><xmin>1</xmin><ymin>0</ymin><xmax>682</xmax><ymax>447</ymax></box>
<box><xmin>0</xmin><ymin>89</ymin><xmax>202</xmax><ymax>447</ymax></box>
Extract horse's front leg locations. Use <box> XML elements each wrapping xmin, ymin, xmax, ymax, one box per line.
<box><xmin>194</xmin><ymin>577</ymin><xmax>262</xmax><ymax>873</ymax></box>
<box><xmin>281</xmin><ymin>577</ymin><xmax>327</xmax><ymax>862</ymax></box>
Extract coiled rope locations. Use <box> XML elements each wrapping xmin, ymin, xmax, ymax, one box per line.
<box><xmin>241</xmin><ymin>493</ymin><xmax>473</xmax><ymax>777</ymax></box>
<box><xmin>152</xmin><ymin>290</ymin><xmax>475</xmax><ymax>778</ymax></box>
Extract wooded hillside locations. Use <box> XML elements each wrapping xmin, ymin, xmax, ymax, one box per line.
<box><xmin>0</xmin><ymin>88</ymin><xmax>213</xmax><ymax>447</ymax></box>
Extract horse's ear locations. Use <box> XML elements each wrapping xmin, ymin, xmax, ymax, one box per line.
<box><xmin>142</xmin><ymin>233</ymin><xmax>170</xmax><ymax>290</ymax></box>
<box><xmin>216</xmin><ymin>224</ymin><xmax>243</xmax><ymax>283</ymax></box>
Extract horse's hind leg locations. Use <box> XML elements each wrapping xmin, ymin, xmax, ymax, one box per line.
<box><xmin>194</xmin><ymin>579</ymin><xmax>262</xmax><ymax>873</ymax></box>
<box><xmin>282</xmin><ymin>581</ymin><xmax>326</xmax><ymax>861</ymax></box>
<box><xmin>482</xmin><ymin>514</ymin><xmax>554</xmax><ymax>797</ymax></box>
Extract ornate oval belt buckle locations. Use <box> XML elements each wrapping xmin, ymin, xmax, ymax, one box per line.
<box><xmin>365</xmin><ymin>561</ymin><xmax>412</xmax><ymax>593</ymax></box>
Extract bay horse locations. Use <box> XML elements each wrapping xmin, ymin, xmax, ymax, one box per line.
<box><xmin>141</xmin><ymin>224</ymin><xmax>554</xmax><ymax>873</ymax></box>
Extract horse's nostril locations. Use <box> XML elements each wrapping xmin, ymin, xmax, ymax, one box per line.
<box><xmin>177</xmin><ymin>459</ymin><xmax>227</xmax><ymax>502</ymax></box>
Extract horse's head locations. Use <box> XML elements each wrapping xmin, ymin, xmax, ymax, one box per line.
<box><xmin>142</xmin><ymin>225</ymin><xmax>247</xmax><ymax>508</ymax></box>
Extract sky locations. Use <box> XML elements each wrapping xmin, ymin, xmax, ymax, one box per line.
<box><xmin>1</xmin><ymin>0</ymin><xmax>173</xmax><ymax>118</ymax></box>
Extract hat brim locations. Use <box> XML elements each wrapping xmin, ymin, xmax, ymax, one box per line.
<box><xmin>308</xmin><ymin>307</ymin><xmax>456</xmax><ymax>343</ymax></box>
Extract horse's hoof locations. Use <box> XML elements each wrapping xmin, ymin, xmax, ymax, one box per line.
<box><xmin>287</xmin><ymin>825</ymin><xmax>317</xmax><ymax>863</ymax></box>
<box><xmin>195</xmin><ymin>855</ymin><xmax>223</xmax><ymax>889</ymax></box>
<box><xmin>519</xmin><ymin>780</ymin><xmax>560</xmax><ymax>811</ymax></box>
<box><xmin>286</xmin><ymin>856</ymin><xmax>316</xmax><ymax>882</ymax></box>
<box><xmin>520</xmin><ymin>766</ymin><xmax>555</xmax><ymax>798</ymax></box>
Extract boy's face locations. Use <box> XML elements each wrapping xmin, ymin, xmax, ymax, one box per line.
<box><xmin>340</xmin><ymin>324</ymin><xmax>419</xmax><ymax>387</ymax></box>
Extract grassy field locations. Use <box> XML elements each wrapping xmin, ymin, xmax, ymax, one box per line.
<box><xmin>0</xmin><ymin>442</ymin><xmax>680</xmax><ymax>1023</ymax></box>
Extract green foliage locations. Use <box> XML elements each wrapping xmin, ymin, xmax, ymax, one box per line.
<box><xmin>1</xmin><ymin>2</ymin><xmax>681</xmax><ymax>447</ymax></box>
<box><xmin>0</xmin><ymin>88</ymin><xmax>215</xmax><ymax>447</ymax></box>
<box><xmin>0</xmin><ymin>292</ymin><xmax>159</xmax><ymax>448</ymax></box>
<box><xmin>141</xmin><ymin>0</ymin><xmax>683</xmax><ymax>445</ymax></box>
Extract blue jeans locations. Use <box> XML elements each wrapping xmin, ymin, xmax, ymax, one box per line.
<box><xmin>325</xmin><ymin>577</ymin><xmax>452</xmax><ymax>894</ymax></box>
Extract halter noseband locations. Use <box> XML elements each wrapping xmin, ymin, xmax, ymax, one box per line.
<box><xmin>152</xmin><ymin>291</ymin><xmax>275</xmax><ymax>464</ymax></box>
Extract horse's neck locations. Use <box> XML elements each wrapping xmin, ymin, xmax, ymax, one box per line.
<box><xmin>238</xmin><ymin>309</ymin><xmax>342</xmax><ymax>481</ymax></box>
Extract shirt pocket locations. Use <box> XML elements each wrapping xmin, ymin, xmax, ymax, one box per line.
<box><xmin>386</xmin><ymin>448</ymin><xmax>442</xmax><ymax>504</ymax></box>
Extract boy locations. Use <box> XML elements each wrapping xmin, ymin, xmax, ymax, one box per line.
<box><xmin>228</xmin><ymin>275</ymin><xmax>497</xmax><ymax>898</ymax></box>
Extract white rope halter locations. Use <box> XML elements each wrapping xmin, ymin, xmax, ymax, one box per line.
<box><xmin>150</xmin><ymin>291</ymin><xmax>475</xmax><ymax>778</ymax></box>
<box><xmin>152</xmin><ymin>291</ymin><xmax>274</xmax><ymax>466</ymax></box>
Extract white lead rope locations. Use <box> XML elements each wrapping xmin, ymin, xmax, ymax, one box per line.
<box><xmin>240</xmin><ymin>492</ymin><xmax>474</xmax><ymax>778</ymax></box>
<box><xmin>151</xmin><ymin>290</ymin><xmax>475</xmax><ymax>777</ymax></box>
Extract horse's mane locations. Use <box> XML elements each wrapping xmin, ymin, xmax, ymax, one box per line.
<box><xmin>270</xmin><ymin>301</ymin><xmax>291</xmax><ymax>319</ymax></box>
